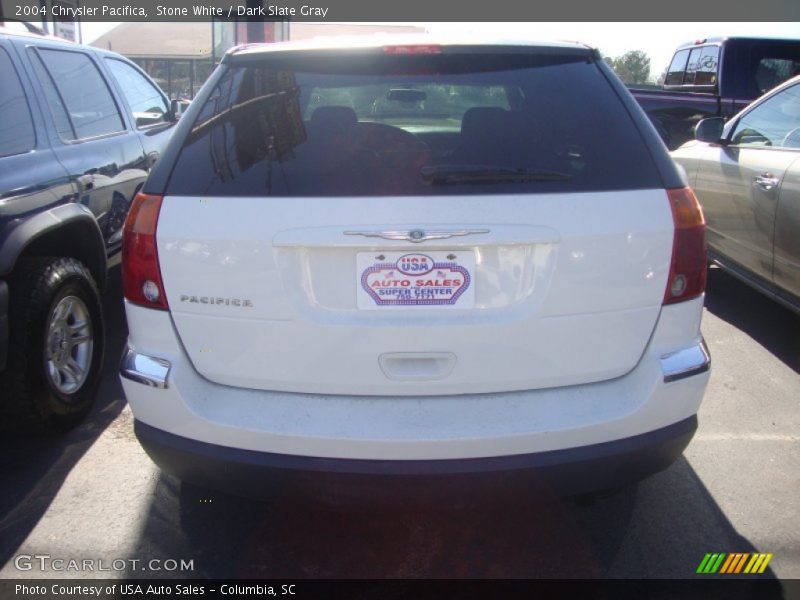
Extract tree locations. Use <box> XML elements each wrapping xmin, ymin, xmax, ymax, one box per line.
<box><xmin>604</xmin><ymin>50</ymin><xmax>652</xmax><ymax>85</ymax></box>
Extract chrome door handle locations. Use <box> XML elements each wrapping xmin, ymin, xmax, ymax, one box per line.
<box><xmin>754</xmin><ymin>172</ymin><xmax>780</xmax><ymax>191</ymax></box>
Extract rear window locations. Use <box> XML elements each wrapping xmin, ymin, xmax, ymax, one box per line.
<box><xmin>695</xmin><ymin>46</ymin><xmax>720</xmax><ymax>86</ymax></box>
<box><xmin>167</xmin><ymin>52</ymin><xmax>661</xmax><ymax>197</ymax></box>
<box><xmin>683</xmin><ymin>47</ymin><xmax>704</xmax><ymax>85</ymax></box>
<box><xmin>666</xmin><ymin>45</ymin><xmax>719</xmax><ymax>87</ymax></box>
<box><xmin>665</xmin><ymin>49</ymin><xmax>690</xmax><ymax>85</ymax></box>
<box><xmin>751</xmin><ymin>48</ymin><xmax>800</xmax><ymax>95</ymax></box>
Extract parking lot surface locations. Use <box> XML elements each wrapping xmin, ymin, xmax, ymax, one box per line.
<box><xmin>1</xmin><ymin>265</ymin><xmax>798</xmax><ymax>580</ymax></box>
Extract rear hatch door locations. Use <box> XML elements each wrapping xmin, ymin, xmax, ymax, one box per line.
<box><xmin>156</xmin><ymin>45</ymin><xmax>673</xmax><ymax>395</ymax></box>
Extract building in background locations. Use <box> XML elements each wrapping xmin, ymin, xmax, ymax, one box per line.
<box><xmin>91</xmin><ymin>22</ymin><xmax>236</xmax><ymax>100</ymax></box>
<box><xmin>91</xmin><ymin>22</ymin><xmax>425</xmax><ymax>100</ymax></box>
<box><xmin>0</xmin><ymin>0</ymin><xmax>82</xmax><ymax>41</ymax></box>
<box><xmin>47</xmin><ymin>0</ymin><xmax>81</xmax><ymax>42</ymax></box>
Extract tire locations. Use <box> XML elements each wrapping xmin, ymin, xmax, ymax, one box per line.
<box><xmin>5</xmin><ymin>257</ymin><xmax>105</xmax><ymax>431</ymax></box>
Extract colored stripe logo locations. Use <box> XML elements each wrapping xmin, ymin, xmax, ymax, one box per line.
<box><xmin>697</xmin><ymin>553</ymin><xmax>773</xmax><ymax>574</ymax></box>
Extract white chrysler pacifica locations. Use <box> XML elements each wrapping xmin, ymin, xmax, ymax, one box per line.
<box><xmin>120</xmin><ymin>37</ymin><xmax>710</xmax><ymax>499</ymax></box>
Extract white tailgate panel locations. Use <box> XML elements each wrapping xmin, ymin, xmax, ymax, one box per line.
<box><xmin>157</xmin><ymin>190</ymin><xmax>673</xmax><ymax>395</ymax></box>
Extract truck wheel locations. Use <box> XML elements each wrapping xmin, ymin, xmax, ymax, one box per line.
<box><xmin>6</xmin><ymin>257</ymin><xmax>104</xmax><ymax>431</ymax></box>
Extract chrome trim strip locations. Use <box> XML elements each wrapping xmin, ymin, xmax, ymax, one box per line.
<box><xmin>120</xmin><ymin>346</ymin><xmax>171</xmax><ymax>389</ymax></box>
<box><xmin>660</xmin><ymin>339</ymin><xmax>711</xmax><ymax>383</ymax></box>
<box><xmin>343</xmin><ymin>228</ymin><xmax>490</xmax><ymax>243</ymax></box>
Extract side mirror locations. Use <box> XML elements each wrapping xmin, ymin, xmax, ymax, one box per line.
<box><xmin>168</xmin><ymin>98</ymin><xmax>185</xmax><ymax>122</ymax></box>
<box><xmin>695</xmin><ymin>117</ymin><xmax>726</xmax><ymax>144</ymax></box>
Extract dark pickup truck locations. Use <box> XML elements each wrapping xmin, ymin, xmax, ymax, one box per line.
<box><xmin>631</xmin><ymin>37</ymin><xmax>800</xmax><ymax>149</ymax></box>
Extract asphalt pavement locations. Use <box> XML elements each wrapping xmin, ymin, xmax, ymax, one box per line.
<box><xmin>0</xmin><ymin>265</ymin><xmax>798</xmax><ymax>581</ymax></box>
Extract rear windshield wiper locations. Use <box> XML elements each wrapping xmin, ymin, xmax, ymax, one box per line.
<box><xmin>421</xmin><ymin>164</ymin><xmax>572</xmax><ymax>185</ymax></box>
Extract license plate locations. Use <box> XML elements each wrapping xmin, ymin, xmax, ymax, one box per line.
<box><xmin>356</xmin><ymin>251</ymin><xmax>475</xmax><ymax>310</ymax></box>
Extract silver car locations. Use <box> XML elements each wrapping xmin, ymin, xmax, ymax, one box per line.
<box><xmin>672</xmin><ymin>75</ymin><xmax>800</xmax><ymax>313</ymax></box>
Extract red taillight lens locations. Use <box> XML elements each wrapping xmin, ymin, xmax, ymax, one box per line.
<box><xmin>663</xmin><ymin>187</ymin><xmax>707</xmax><ymax>305</ymax></box>
<box><xmin>122</xmin><ymin>193</ymin><xmax>168</xmax><ymax>310</ymax></box>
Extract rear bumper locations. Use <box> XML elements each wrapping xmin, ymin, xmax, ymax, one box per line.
<box><xmin>121</xmin><ymin>296</ymin><xmax>710</xmax><ymax>498</ymax></box>
<box><xmin>135</xmin><ymin>415</ymin><xmax>697</xmax><ymax>498</ymax></box>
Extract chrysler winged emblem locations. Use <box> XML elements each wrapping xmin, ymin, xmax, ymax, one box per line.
<box><xmin>343</xmin><ymin>228</ymin><xmax>490</xmax><ymax>243</ymax></box>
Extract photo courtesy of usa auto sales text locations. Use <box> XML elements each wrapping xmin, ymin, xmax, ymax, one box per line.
<box><xmin>15</xmin><ymin>583</ymin><xmax>297</xmax><ymax>596</ymax></box>
<box><xmin>15</xmin><ymin>584</ymin><xmax>202</xmax><ymax>596</ymax></box>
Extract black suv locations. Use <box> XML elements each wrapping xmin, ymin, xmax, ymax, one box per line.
<box><xmin>0</xmin><ymin>26</ymin><xmax>177</xmax><ymax>428</ymax></box>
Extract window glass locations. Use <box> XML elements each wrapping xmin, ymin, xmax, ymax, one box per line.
<box><xmin>732</xmin><ymin>84</ymin><xmax>800</xmax><ymax>148</ymax></box>
<box><xmin>683</xmin><ymin>48</ymin><xmax>703</xmax><ymax>85</ymax></box>
<box><xmin>36</xmin><ymin>49</ymin><xmax>124</xmax><ymax>138</ymax></box>
<box><xmin>105</xmin><ymin>58</ymin><xmax>169</xmax><ymax>127</ymax></box>
<box><xmin>28</xmin><ymin>49</ymin><xmax>74</xmax><ymax>140</ymax></box>
<box><xmin>694</xmin><ymin>46</ymin><xmax>720</xmax><ymax>86</ymax></box>
<box><xmin>665</xmin><ymin>49</ymin><xmax>690</xmax><ymax>85</ymax></box>
<box><xmin>305</xmin><ymin>84</ymin><xmax>510</xmax><ymax>122</ymax></box>
<box><xmin>167</xmin><ymin>54</ymin><xmax>663</xmax><ymax>197</ymax></box>
<box><xmin>0</xmin><ymin>47</ymin><xmax>35</xmax><ymax>157</ymax></box>
<box><xmin>755</xmin><ymin>58</ymin><xmax>800</xmax><ymax>95</ymax></box>
<box><xmin>750</xmin><ymin>45</ymin><xmax>800</xmax><ymax>96</ymax></box>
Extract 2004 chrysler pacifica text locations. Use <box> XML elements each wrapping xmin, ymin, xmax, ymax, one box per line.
<box><xmin>120</xmin><ymin>37</ymin><xmax>711</xmax><ymax>500</ymax></box>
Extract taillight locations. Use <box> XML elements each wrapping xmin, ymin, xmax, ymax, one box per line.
<box><xmin>122</xmin><ymin>193</ymin><xmax>168</xmax><ymax>310</ymax></box>
<box><xmin>663</xmin><ymin>187</ymin><xmax>707</xmax><ymax>305</ymax></box>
